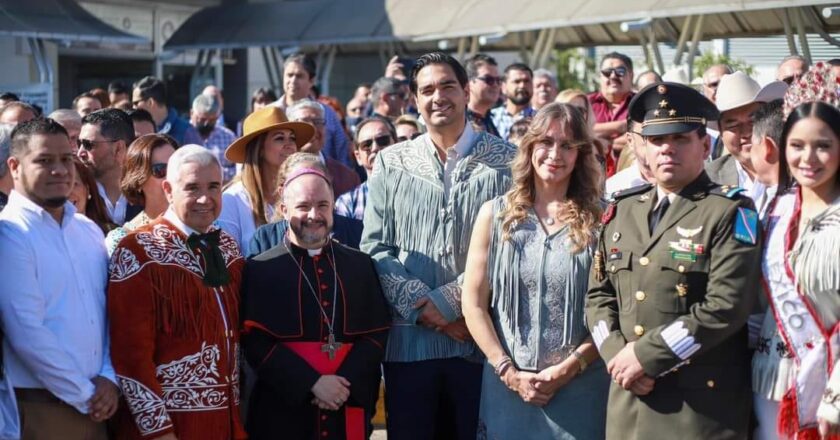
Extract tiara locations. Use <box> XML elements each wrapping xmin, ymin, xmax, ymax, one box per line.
<box><xmin>783</xmin><ymin>62</ymin><xmax>840</xmax><ymax>118</ymax></box>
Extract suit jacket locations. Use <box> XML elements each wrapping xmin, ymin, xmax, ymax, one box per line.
<box><xmin>326</xmin><ymin>157</ymin><xmax>361</xmax><ymax>199</ymax></box>
<box><xmin>585</xmin><ymin>172</ymin><xmax>762</xmax><ymax>439</ymax></box>
<box><xmin>704</xmin><ymin>154</ymin><xmax>739</xmax><ymax>187</ymax></box>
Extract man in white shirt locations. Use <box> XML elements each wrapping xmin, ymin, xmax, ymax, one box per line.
<box><xmin>606</xmin><ymin>117</ymin><xmax>655</xmax><ymax>197</ymax></box>
<box><xmin>77</xmin><ymin>109</ymin><xmax>134</xmax><ymax>224</ymax></box>
<box><xmin>0</xmin><ymin>118</ymin><xmax>118</xmax><ymax>439</ymax></box>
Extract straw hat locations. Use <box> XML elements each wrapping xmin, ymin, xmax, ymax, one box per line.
<box><xmin>715</xmin><ymin>71</ymin><xmax>788</xmax><ymax>113</ymax></box>
<box><xmin>224</xmin><ymin>106</ymin><xmax>315</xmax><ymax>163</ymax></box>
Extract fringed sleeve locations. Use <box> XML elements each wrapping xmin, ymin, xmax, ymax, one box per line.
<box><xmin>108</xmin><ymin>246</ymin><xmax>175</xmax><ymax>438</ymax></box>
<box><xmin>360</xmin><ymin>151</ymin><xmax>433</xmax><ymax>323</ymax></box>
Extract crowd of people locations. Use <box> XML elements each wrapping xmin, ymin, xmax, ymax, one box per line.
<box><xmin>0</xmin><ymin>47</ymin><xmax>837</xmax><ymax>440</ymax></box>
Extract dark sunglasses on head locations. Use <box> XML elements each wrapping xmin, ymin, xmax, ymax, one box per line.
<box><xmin>397</xmin><ymin>132</ymin><xmax>422</xmax><ymax>142</ymax></box>
<box><xmin>358</xmin><ymin>135</ymin><xmax>393</xmax><ymax>152</ymax></box>
<box><xmin>600</xmin><ymin>67</ymin><xmax>628</xmax><ymax>78</ymax></box>
<box><xmin>77</xmin><ymin>138</ymin><xmax>117</xmax><ymax>151</ymax></box>
<box><xmin>475</xmin><ymin>75</ymin><xmax>502</xmax><ymax>86</ymax></box>
<box><xmin>150</xmin><ymin>163</ymin><xmax>168</xmax><ymax>179</ymax></box>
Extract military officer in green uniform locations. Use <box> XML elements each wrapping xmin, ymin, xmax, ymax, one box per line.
<box><xmin>585</xmin><ymin>82</ymin><xmax>762</xmax><ymax>439</ymax></box>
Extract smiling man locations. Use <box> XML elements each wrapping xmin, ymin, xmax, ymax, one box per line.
<box><xmin>108</xmin><ymin>145</ymin><xmax>246</xmax><ymax>440</ymax></box>
<box><xmin>0</xmin><ymin>119</ymin><xmax>118</xmax><ymax>439</ymax></box>
<box><xmin>589</xmin><ymin>52</ymin><xmax>636</xmax><ymax>177</ymax></box>
<box><xmin>361</xmin><ymin>52</ymin><xmax>516</xmax><ymax>440</ymax></box>
<box><xmin>241</xmin><ymin>167</ymin><xmax>390</xmax><ymax>439</ymax></box>
<box><xmin>586</xmin><ymin>82</ymin><xmax>761</xmax><ymax>439</ymax></box>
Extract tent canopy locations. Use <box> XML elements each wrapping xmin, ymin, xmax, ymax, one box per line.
<box><xmin>164</xmin><ymin>0</ymin><xmax>840</xmax><ymax>51</ymax></box>
<box><xmin>0</xmin><ymin>0</ymin><xmax>146</xmax><ymax>43</ymax></box>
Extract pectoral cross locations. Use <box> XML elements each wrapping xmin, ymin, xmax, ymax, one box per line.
<box><xmin>321</xmin><ymin>333</ymin><xmax>343</xmax><ymax>360</ymax></box>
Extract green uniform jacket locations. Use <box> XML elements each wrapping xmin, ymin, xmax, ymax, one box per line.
<box><xmin>585</xmin><ymin>172</ymin><xmax>762</xmax><ymax>440</ymax></box>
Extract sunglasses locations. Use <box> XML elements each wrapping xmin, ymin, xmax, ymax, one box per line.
<box><xmin>150</xmin><ymin>163</ymin><xmax>168</xmax><ymax>179</ymax></box>
<box><xmin>77</xmin><ymin>138</ymin><xmax>117</xmax><ymax>151</ymax></box>
<box><xmin>780</xmin><ymin>76</ymin><xmax>797</xmax><ymax>85</ymax></box>
<box><xmin>396</xmin><ymin>132</ymin><xmax>422</xmax><ymax>142</ymax></box>
<box><xmin>600</xmin><ymin>67</ymin><xmax>628</xmax><ymax>78</ymax></box>
<box><xmin>358</xmin><ymin>135</ymin><xmax>393</xmax><ymax>152</ymax></box>
<box><xmin>475</xmin><ymin>75</ymin><xmax>502</xmax><ymax>86</ymax></box>
<box><xmin>297</xmin><ymin>117</ymin><xmax>326</xmax><ymax>128</ymax></box>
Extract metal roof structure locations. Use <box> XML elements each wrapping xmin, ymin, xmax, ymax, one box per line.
<box><xmin>164</xmin><ymin>0</ymin><xmax>840</xmax><ymax>51</ymax></box>
<box><xmin>0</xmin><ymin>0</ymin><xmax>146</xmax><ymax>43</ymax></box>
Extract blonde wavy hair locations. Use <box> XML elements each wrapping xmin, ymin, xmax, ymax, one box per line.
<box><xmin>500</xmin><ymin>103</ymin><xmax>604</xmax><ymax>253</ymax></box>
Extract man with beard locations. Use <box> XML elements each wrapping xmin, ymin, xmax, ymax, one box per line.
<box><xmin>0</xmin><ymin>119</ymin><xmax>118</xmax><ymax>439</ymax></box>
<box><xmin>465</xmin><ymin>53</ymin><xmax>501</xmax><ymax>137</ymax></box>
<box><xmin>241</xmin><ymin>167</ymin><xmax>390</xmax><ymax>439</ymax></box>
<box><xmin>77</xmin><ymin>109</ymin><xmax>133</xmax><ymax>224</ymax></box>
<box><xmin>362</xmin><ymin>52</ymin><xmax>516</xmax><ymax>440</ymax></box>
<box><xmin>190</xmin><ymin>94</ymin><xmax>237</xmax><ymax>183</ymax></box>
<box><xmin>531</xmin><ymin>68</ymin><xmax>559</xmax><ymax>110</ymax></box>
<box><xmin>491</xmin><ymin>62</ymin><xmax>534</xmax><ymax>140</ymax></box>
<box><xmin>108</xmin><ymin>145</ymin><xmax>246</xmax><ymax>440</ymax></box>
<box><xmin>589</xmin><ymin>52</ymin><xmax>635</xmax><ymax>177</ymax></box>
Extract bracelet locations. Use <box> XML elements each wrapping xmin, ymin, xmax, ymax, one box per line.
<box><xmin>572</xmin><ymin>350</ymin><xmax>588</xmax><ymax>374</ymax></box>
<box><xmin>494</xmin><ymin>356</ymin><xmax>513</xmax><ymax>377</ymax></box>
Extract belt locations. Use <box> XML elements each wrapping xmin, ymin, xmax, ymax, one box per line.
<box><xmin>14</xmin><ymin>388</ymin><xmax>62</xmax><ymax>404</ymax></box>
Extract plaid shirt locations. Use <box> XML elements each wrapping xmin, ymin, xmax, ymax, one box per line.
<box><xmin>335</xmin><ymin>182</ymin><xmax>368</xmax><ymax>221</ymax></box>
<box><xmin>199</xmin><ymin>124</ymin><xmax>238</xmax><ymax>183</ymax></box>
<box><xmin>490</xmin><ymin>105</ymin><xmax>535</xmax><ymax>140</ymax></box>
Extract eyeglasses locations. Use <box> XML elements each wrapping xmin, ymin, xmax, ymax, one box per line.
<box><xmin>150</xmin><ymin>163</ymin><xmax>168</xmax><ymax>179</ymax></box>
<box><xmin>780</xmin><ymin>76</ymin><xmax>797</xmax><ymax>85</ymax></box>
<box><xmin>396</xmin><ymin>132</ymin><xmax>422</xmax><ymax>142</ymax></box>
<box><xmin>77</xmin><ymin>138</ymin><xmax>117</xmax><ymax>151</ymax></box>
<box><xmin>600</xmin><ymin>67</ymin><xmax>628</xmax><ymax>78</ymax></box>
<box><xmin>297</xmin><ymin>117</ymin><xmax>326</xmax><ymax>128</ymax></box>
<box><xmin>358</xmin><ymin>135</ymin><xmax>393</xmax><ymax>152</ymax></box>
<box><xmin>475</xmin><ymin>75</ymin><xmax>502</xmax><ymax>86</ymax></box>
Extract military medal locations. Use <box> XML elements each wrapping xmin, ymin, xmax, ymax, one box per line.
<box><xmin>594</xmin><ymin>250</ymin><xmax>606</xmax><ymax>282</ymax></box>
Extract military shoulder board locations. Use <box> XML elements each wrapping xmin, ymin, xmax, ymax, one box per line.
<box><xmin>611</xmin><ymin>183</ymin><xmax>653</xmax><ymax>201</ymax></box>
<box><xmin>710</xmin><ymin>184</ymin><xmax>747</xmax><ymax>199</ymax></box>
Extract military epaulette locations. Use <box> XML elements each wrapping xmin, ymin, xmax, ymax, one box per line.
<box><xmin>709</xmin><ymin>184</ymin><xmax>747</xmax><ymax>199</ymax></box>
<box><xmin>610</xmin><ymin>183</ymin><xmax>653</xmax><ymax>201</ymax></box>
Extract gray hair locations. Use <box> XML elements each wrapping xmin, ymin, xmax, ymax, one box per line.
<box><xmin>48</xmin><ymin>109</ymin><xmax>82</xmax><ymax>130</ymax></box>
<box><xmin>778</xmin><ymin>54</ymin><xmax>810</xmax><ymax>69</ymax></box>
<box><xmin>370</xmin><ymin>77</ymin><xmax>403</xmax><ymax>106</ymax></box>
<box><xmin>532</xmin><ymin>68</ymin><xmax>558</xmax><ymax>88</ymax></box>
<box><xmin>191</xmin><ymin>94</ymin><xmax>220</xmax><ymax>115</ymax></box>
<box><xmin>0</xmin><ymin>124</ymin><xmax>13</xmax><ymax>178</ymax></box>
<box><xmin>166</xmin><ymin>144</ymin><xmax>220</xmax><ymax>183</ymax></box>
<box><xmin>286</xmin><ymin>99</ymin><xmax>324</xmax><ymax>121</ymax></box>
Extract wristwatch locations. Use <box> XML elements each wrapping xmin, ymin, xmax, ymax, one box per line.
<box><xmin>572</xmin><ymin>350</ymin><xmax>588</xmax><ymax>374</ymax></box>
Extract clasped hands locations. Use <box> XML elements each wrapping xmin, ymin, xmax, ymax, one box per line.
<box><xmin>500</xmin><ymin>361</ymin><xmax>579</xmax><ymax>407</ymax></box>
<box><xmin>415</xmin><ymin>297</ymin><xmax>471</xmax><ymax>343</ymax></box>
<box><xmin>607</xmin><ymin>342</ymin><xmax>655</xmax><ymax>396</ymax></box>
<box><xmin>311</xmin><ymin>375</ymin><xmax>351</xmax><ymax>411</ymax></box>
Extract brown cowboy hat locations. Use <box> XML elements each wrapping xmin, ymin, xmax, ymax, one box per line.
<box><xmin>224</xmin><ymin>106</ymin><xmax>315</xmax><ymax>163</ymax></box>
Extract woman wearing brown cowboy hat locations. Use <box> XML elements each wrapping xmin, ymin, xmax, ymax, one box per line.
<box><xmin>218</xmin><ymin>106</ymin><xmax>315</xmax><ymax>250</ymax></box>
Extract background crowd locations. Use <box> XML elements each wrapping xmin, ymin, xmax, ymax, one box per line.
<box><xmin>0</xmin><ymin>47</ymin><xmax>838</xmax><ymax>440</ymax></box>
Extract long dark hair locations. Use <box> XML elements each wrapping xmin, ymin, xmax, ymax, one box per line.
<box><xmin>778</xmin><ymin>101</ymin><xmax>840</xmax><ymax>191</ymax></box>
<box><xmin>73</xmin><ymin>157</ymin><xmax>116</xmax><ymax>234</ymax></box>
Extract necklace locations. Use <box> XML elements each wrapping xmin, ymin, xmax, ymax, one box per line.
<box><xmin>283</xmin><ymin>238</ymin><xmax>342</xmax><ymax>360</ymax></box>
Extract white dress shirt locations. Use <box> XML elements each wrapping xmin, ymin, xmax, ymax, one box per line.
<box><xmin>0</xmin><ymin>191</ymin><xmax>115</xmax><ymax>414</ymax></box>
<box><xmin>96</xmin><ymin>181</ymin><xmax>128</xmax><ymax>225</ymax></box>
<box><xmin>217</xmin><ymin>181</ymin><xmax>274</xmax><ymax>250</ymax></box>
<box><xmin>606</xmin><ymin>162</ymin><xmax>648</xmax><ymax>199</ymax></box>
<box><xmin>425</xmin><ymin>121</ymin><xmax>476</xmax><ymax>200</ymax></box>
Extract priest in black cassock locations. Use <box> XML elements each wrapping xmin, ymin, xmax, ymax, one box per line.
<box><xmin>241</xmin><ymin>166</ymin><xmax>390</xmax><ymax>440</ymax></box>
